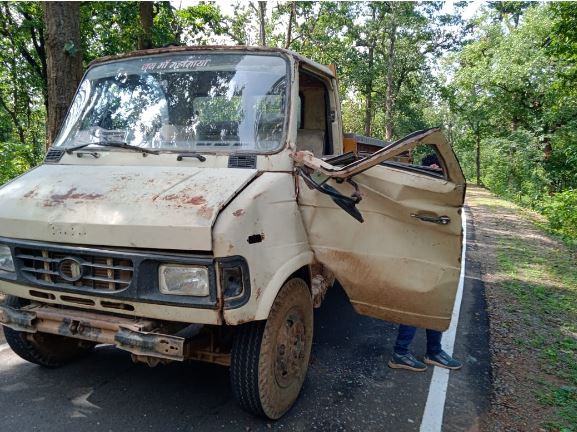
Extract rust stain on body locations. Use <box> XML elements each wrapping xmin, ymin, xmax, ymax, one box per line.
<box><xmin>185</xmin><ymin>196</ymin><xmax>206</xmax><ymax>205</ymax></box>
<box><xmin>197</xmin><ymin>205</ymin><xmax>214</xmax><ymax>219</ymax></box>
<box><xmin>232</xmin><ymin>209</ymin><xmax>245</xmax><ymax>217</ymax></box>
<box><xmin>23</xmin><ymin>187</ymin><xmax>39</xmax><ymax>199</ymax></box>
<box><xmin>160</xmin><ymin>193</ymin><xmax>206</xmax><ymax>206</ymax></box>
<box><xmin>45</xmin><ymin>188</ymin><xmax>104</xmax><ymax>206</ymax></box>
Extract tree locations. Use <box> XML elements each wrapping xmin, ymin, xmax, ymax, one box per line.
<box><xmin>549</xmin><ymin>2</ymin><xmax>577</xmax><ymax>94</ymax></box>
<box><xmin>138</xmin><ymin>1</ymin><xmax>154</xmax><ymax>50</ymax></box>
<box><xmin>175</xmin><ymin>3</ymin><xmax>227</xmax><ymax>45</ymax></box>
<box><xmin>43</xmin><ymin>2</ymin><xmax>83</xmax><ymax>147</ymax></box>
<box><xmin>442</xmin><ymin>3</ymin><xmax>577</xmax><ymax>203</ymax></box>
<box><xmin>0</xmin><ymin>3</ymin><xmax>46</xmax><ymax>153</ymax></box>
<box><xmin>256</xmin><ymin>1</ymin><xmax>267</xmax><ymax>46</ymax></box>
<box><xmin>331</xmin><ymin>2</ymin><xmax>464</xmax><ymax>140</ymax></box>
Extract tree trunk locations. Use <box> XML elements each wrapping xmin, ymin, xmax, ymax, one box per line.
<box><xmin>384</xmin><ymin>12</ymin><xmax>397</xmax><ymax>141</ymax></box>
<box><xmin>258</xmin><ymin>1</ymin><xmax>266</xmax><ymax>46</ymax></box>
<box><xmin>364</xmin><ymin>45</ymin><xmax>374</xmax><ymax>137</ymax></box>
<box><xmin>543</xmin><ymin>141</ymin><xmax>552</xmax><ymax>160</ymax></box>
<box><xmin>43</xmin><ymin>2</ymin><xmax>83</xmax><ymax>148</ymax></box>
<box><xmin>476</xmin><ymin>129</ymin><xmax>482</xmax><ymax>186</ymax></box>
<box><xmin>364</xmin><ymin>4</ymin><xmax>376</xmax><ymax>137</ymax></box>
<box><xmin>284</xmin><ymin>1</ymin><xmax>296</xmax><ymax>49</ymax></box>
<box><xmin>139</xmin><ymin>1</ymin><xmax>154</xmax><ymax>50</ymax></box>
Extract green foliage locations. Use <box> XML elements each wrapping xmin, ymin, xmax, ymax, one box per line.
<box><xmin>0</xmin><ymin>2</ymin><xmax>46</xmax><ymax>181</ymax></box>
<box><xmin>176</xmin><ymin>3</ymin><xmax>227</xmax><ymax>44</ymax></box>
<box><xmin>549</xmin><ymin>2</ymin><xmax>577</xmax><ymax>94</ymax></box>
<box><xmin>80</xmin><ymin>2</ymin><xmax>224</xmax><ymax>61</ymax></box>
<box><xmin>81</xmin><ymin>2</ymin><xmax>141</xmax><ymax>62</ymax></box>
<box><xmin>480</xmin><ymin>130</ymin><xmax>549</xmax><ymax>203</ymax></box>
<box><xmin>0</xmin><ymin>141</ymin><xmax>42</xmax><ymax>184</ymax></box>
<box><xmin>542</xmin><ymin>190</ymin><xmax>577</xmax><ymax>241</ymax></box>
<box><xmin>442</xmin><ymin>3</ymin><xmax>577</xmax><ymax>241</ymax></box>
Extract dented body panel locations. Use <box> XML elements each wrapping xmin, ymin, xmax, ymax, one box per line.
<box><xmin>212</xmin><ymin>172</ymin><xmax>314</xmax><ymax>324</ymax></box>
<box><xmin>295</xmin><ymin>128</ymin><xmax>465</xmax><ymax>331</ymax></box>
<box><xmin>0</xmin><ymin>164</ymin><xmax>257</xmax><ymax>250</ymax></box>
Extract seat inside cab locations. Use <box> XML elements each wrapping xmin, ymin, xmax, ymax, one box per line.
<box><xmin>296</xmin><ymin>71</ymin><xmax>332</xmax><ymax>157</ymax></box>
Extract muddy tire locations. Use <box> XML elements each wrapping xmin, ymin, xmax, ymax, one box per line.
<box><xmin>230</xmin><ymin>278</ymin><xmax>313</xmax><ymax>419</ymax></box>
<box><xmin>2</xmin><ymin>296</ymin><xmax>95</xmax><ymax>368</ymax></box>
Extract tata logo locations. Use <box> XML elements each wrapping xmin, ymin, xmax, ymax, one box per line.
<box><xmin>57</xmin><ymin>257</ymin><xmax>84</xmax><ymax>282</ymax></box>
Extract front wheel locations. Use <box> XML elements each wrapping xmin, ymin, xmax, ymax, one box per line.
<box><xmin>230</xmin><ymin>278</ymin><xmax>313</xmax><ymax>419</ymax></box>
<box><xmin>2</xmin><ymin>296</ymin><xmax>95</xmax><ymax>368</ymax></box>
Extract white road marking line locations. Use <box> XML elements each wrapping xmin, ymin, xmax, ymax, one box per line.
<box><xmin>419</xmin><ymin>209</ymin><xmax>468</xmax><ymax>432</ymax></box>
<box><xmin>0</xmin><ymin>343</ymin><xmax>10</xmax><ymax>353</ymax></box>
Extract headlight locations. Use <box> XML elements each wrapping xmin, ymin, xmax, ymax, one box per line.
<box><xmin>0</xmin><ymin>245</ymin><xmax>15</xmax><ymax>272</ymax></box>
<box><xmin>159</xmin><ymin>265</ymin><xmax>209</xmax><ymax>296</ymax></box>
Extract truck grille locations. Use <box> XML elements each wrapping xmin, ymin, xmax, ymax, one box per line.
<box><xmin>15</xmin><ymin>247</ymin><xmax>133</xmax><ymax>292</ymax></box>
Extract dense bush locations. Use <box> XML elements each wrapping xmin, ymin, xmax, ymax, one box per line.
<box><xmin>542</xmin><ymin>190</ymin><xmax>577</xmax><ymax>241</ymax></box>
<box><xmin>480</xmin><ymin>132</ymin><xmax>547</xmax><ymax>200</ymax></box>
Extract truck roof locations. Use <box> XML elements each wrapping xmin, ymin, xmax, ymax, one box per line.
<box><xmin>88</xmin><ymin>45</ymin><xmax>335</xmax><ymax>79</ymax></box>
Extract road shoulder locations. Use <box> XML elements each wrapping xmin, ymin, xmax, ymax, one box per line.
<box><xmin>467</xmin><ymin>186</ymin><xmax>577</xmax><ymax>431</ymax></box>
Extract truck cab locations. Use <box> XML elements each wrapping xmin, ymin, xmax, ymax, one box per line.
<box><xmin>0</xmin><ymin>46</ymin><xmax>465</xmax><ymax>419</ymax></box>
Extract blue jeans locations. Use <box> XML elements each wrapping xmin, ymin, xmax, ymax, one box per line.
<box><xmin>393</xmin><ymin>325</ymin><xmax>442</xmax><ymax>356</ymax></box>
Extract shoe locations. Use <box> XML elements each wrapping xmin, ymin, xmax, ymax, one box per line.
<box><xmin>424</xmin><ymin>351</ymin><xmax>463</xmax><ymax>370</ymax></box>
<box><xmin>387</xmin><ymin>352</ymin><xmax>427</xmax><ymax>372</ymax></box>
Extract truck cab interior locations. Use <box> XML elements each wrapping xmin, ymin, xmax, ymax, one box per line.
<box><xmin>296</xmin><ymin>69</ymin><xmax>334</xmax><ymax>157</ymax></box>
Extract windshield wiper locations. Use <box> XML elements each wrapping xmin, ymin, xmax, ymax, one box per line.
<box><xmin>176</xmin><ymin>153</ymin><xmax>206</xmax><ymax>162</ymax></box>
<box><xmin>65</xmin><ymin>141</ymin><xmax>159</xmax><ymax>155</ymax></box>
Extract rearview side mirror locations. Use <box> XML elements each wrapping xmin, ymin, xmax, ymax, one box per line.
<box><xmin>297</xmin><ymin>168</ymin><xmax>364</xmax><ymax>223</ymax></box>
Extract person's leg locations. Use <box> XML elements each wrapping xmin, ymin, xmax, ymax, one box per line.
<box><xmin>426</xmin><ymin>329</ymin><xmax>443</xmax><ymax>356</ymax></box>
<box><xmin>393</xmin><ymin>325</ymin><xmax>417</xmax><ymax>355</ymax></box>
<box><xmin>424</xmin><ymin>329</ymin><xmax>463</xmax><ymax>370</ymax></box>
<box><xmin>389</xmin><ymin>325</ymin><xmax>426</xmax><ymax>371</ymax></box>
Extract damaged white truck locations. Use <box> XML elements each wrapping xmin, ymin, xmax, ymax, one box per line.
<box><xmin>0</xmin><ymin>46</ymin><xmax>465</xmax><ymax>419</ymax></box>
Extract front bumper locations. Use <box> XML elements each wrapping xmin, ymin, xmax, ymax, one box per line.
<box><xmin>0</xmin><ymin>302</ymin><xmax>186</xmax><ymax>361</ymax></box>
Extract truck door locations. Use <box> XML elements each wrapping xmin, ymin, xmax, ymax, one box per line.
<box><xmin>295</xmin><ymin>128</ymin><xmax>466</xmax><ymax>331</ymax></box>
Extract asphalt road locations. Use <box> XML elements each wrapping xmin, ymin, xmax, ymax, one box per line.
<box><xmin>0</xmin><ymin>210</ymin><xmax>491</xmax><ymax>431</ymax></box>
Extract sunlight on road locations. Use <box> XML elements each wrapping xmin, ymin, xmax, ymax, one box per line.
<box><xmin>0</xmin><ymin>350</ymin><xmax>27</xmax><ymax>371</ymax></box>
<box><xmin>70</xmin><ymin>388</ymin><xmax>101</xmax><ymax>418</ymax></box>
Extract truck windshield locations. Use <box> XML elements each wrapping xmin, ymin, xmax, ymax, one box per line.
<box><xmin>53</xmin><ymin>53</ymin><xmax>289</xmax><ymax>153</ymax></box>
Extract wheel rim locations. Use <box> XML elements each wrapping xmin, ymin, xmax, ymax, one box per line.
<box><xmin>274</xmin><ymin>307</ymin><xmax>307</xmax><ymax>389</ymax></box>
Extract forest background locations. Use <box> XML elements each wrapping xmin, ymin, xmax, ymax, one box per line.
<box><xmin>1</xmin><ymin>1</ymin><xmax>576</xmax><ymax>244</ymax></box>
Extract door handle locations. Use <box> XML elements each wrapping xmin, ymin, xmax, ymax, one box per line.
<box><xmin>410</xmin><ymin>213</ymin><xmax>451</xmax><ymax>225</ymax></box>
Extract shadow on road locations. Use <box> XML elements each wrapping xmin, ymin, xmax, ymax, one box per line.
<box><xmin>1</xmin><ymin>285</ymin><xmax>437</xmax><ymax>432</ymax></box>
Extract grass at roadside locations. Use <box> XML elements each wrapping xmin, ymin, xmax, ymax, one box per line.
<box><xmin>498</xmin><ymin>238</ymin><xmax>577</xmax><ymax>431</ymax></box>
<box><xmin>469</xmin><ymin>191</ymin><xmax>577</xmax><ymax>431</ymax></box>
